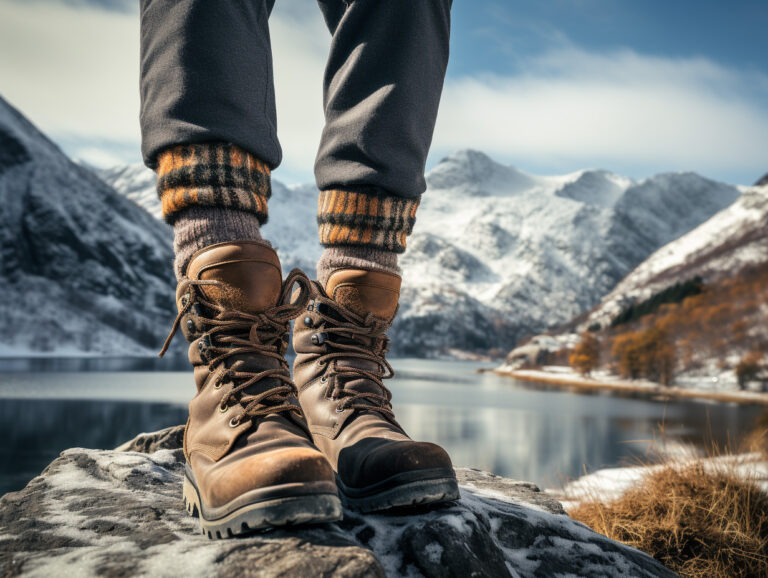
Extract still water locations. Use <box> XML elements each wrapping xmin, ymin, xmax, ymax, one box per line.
<box><xmin>0</xmin><ymin>358</ymin><xmax>763</xmax><ymax>496</ymax></box>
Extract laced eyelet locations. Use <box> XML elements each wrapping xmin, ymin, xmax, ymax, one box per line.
<box><xmin>218</xmin><ymin>402</ymin><xmax>228</xmax><ymax>413</ymax></box>
<box><xmin>213</xmin><ymin>380</ymin><xmax>222</xmax><ymax>390</ymax></box>
<box><xmin>335</xmin><ymin>405</ymin><xmax>344</xmax><ymax>413</ymax></box>
<box><xmin>311</xmin><ymin>332</ymin><xmax>327</xmax><ymax>345</ymax></box>
<box><xmin>320</xmin><ymin>375</ymin><xmax>328</xmax><ymax>383</ymax></box>
<box><xmin>229</xmin><ymin>416</ymin><xmax>240</xmax><ymax>428</ymax></box>
<box><xmin>318</xmin><ymin>359</ymin><xmax>326</xmax><ymax>367</ymax></box>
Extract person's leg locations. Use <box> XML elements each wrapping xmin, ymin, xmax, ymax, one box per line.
<box><xmin>313</xmin><ymin>0</ymin><xmax>452</xmax><ymax>285</ymax></box>
<box><xmin>141</xmin><ymin>0</ymin><xmax>280</xmax><ymax>278</ymax></box>
<box><xmin>294</xmin><ymin>0</ymin><xmax>457</xmax><ymax>513</ymax></box>
<box><xmin>141</xmin><ymin>0</ymin><xmax>342</xmax><ymax>536</ymax></box>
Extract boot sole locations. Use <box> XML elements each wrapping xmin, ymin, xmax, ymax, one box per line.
<box><xmin>183</xmin><ymin>474</ymin><xmax>343</xmax><ymax>539</ymax></box>
<box><xmin>337</xmin><ymin>468</ymin><xmax>460</xmax><ymax>513</ymax></box>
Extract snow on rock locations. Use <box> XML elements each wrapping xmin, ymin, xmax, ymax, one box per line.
<box><xmin>101</xmin><ymin>149</ymin><xmax>740</xmax><ymax>357</ymax></box>
<box><xmin>0</xmin><ymin>426</ymin><xmax>674</xmax><ymax>577</ymax></box>
<box><xmin>0</xmin><ymin>95</ymin><xmax>177</xmax><ymax>357</ymax></box>
<box><xmin>554</xmin><ymin>452</ymin><xmax>768</xmax><ymax>512</ymax></box>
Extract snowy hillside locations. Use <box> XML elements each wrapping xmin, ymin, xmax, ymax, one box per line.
<box><xmin>397</xmin><ymin>151</ymin><xmax>738</xmax><ymax>354</ymax></box>
<box><xmin>95</xmin><ymin>164</ymin><xmax>162</xmax><ymax>219</ymax></box>
<box><xmin>102</xmin><ymin>149</ymin><xmax>740</xmax><ymax>357</ymax></box>
<box><xmin>0</xmin><ymin>95</ymin><xmax>177</xmax><ymax>357</ymax></box>
<box><xmin>581</xmin><ymin>183</ymin><xmax>768</xmax><ymax>332</ymax></box>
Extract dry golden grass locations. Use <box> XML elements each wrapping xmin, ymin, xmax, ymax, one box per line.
<box><xmin>569</xmin><ymin>416</ymin><xmax>768</xmax><ymax>577</ymax></box>
<box><xmin>746</xmin><ymin>411</ymin><xmax>768</xmax><ymax>458</ymax></box>
<box><xmin>570</xmin><ymin>462</ymin><xmax>768</xmax><ymax>577</ymax></box>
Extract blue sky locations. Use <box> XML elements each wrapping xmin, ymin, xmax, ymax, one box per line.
<box><xmin>449</xmin><ymin>1</ymin><xmax>768</xmax><ymax>78</ymax></box>
<box><xmin>1</xmin><ymin>0</ymin><xmax>767</xmax><ymax>185</ymax></box>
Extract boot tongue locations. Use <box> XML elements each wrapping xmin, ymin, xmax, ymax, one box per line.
<box><xmin>325</xmin><ymin>269</ymin><xmax>401</xmax><ymax>321</ymax></box>
<box><xmin>324</xmin><ymin>269</ymin><xmax>400</xmax><ymax>409</ymax></box>
<box><xmin>186</xmin><ymin>241</ymin><xmax>282</xmax><ymax>314</ymax></box>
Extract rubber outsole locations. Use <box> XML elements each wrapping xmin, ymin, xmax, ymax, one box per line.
<box><xmin>338</xmin><ymin>475</ymin><xmax>461</xmax><ymax>513</ymax></box>
<box><xmin>182</xmin><ymin>476</ymin><xmax>343</xmax><ymax>539</ymax></box>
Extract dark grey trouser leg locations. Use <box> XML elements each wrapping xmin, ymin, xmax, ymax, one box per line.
<box><xmin>140</xmin><ymin>0</ymin><xmax>281</xmax><ymax>169</ymax></box>
<box><xmin>315</xmin><ymin>0</ymin><xmax>452</xmax><ymax>199</ymax></box>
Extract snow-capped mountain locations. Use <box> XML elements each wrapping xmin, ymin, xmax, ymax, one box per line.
<box><xmin>0</xmin><ymin>95</ymin><xmax>177</xmax><ymax>356</ymax></box>
<box><xmin>95</xmin><ymin>164</ymin><xmax>162</xmax><ymax>219</ymax></box>
<box><xmin>580</xmin><ymin>182</ymin><xmax>768</xmax><ymax>332</ymax></box>
<box><xmin>101</xmin><ymin>149</ymin><xmax>740</xmax><ymax>357</ymax></box>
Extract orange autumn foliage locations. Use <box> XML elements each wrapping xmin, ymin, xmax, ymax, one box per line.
<box><xmin>600</xmin><ymin>263</ymin><xmax>768</xmax><ymax>386</ymax></box>
<box><xmin>611</xmin><ymin>326</ymin><xmax>676</xmax><ymax>385</ymax></box>
<box><xmin>570</xmin><ymin>332</ymin><xmax>600</xmax><ymax>376</ymax></box>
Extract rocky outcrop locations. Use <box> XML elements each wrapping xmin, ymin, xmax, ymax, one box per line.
<box><xmin>503</xmin><ymin>335</ymin><xmax>563</xmax><ymax>370</ymax></box>
<box><xmin>0</xmin><ymin>94</ymin><xmax>177</xmax><ymax>357</ymax></box>
<box><xmin>0</xmin><ymin>426</ymin><xmax>674</xmax><ymax>577</ymax></box>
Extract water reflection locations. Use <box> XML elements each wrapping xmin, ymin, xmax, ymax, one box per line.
<box><xmin>391</xmin><ymin>361</ymin><xmax>764</xmax><ymax>488</ymax></box>
<box><xmin>0</xmin><ymin>356</ymin><xmax>189</xmax><ymax>373</ymax></box>
<box><xmin>0</xmin><ymin>399</ymin><xmax>186</xmax><ymax>496</ymax></box>
<box><xmin>0</xmin><ymin>359</ymin><xmax>763</xmax><ymax>496</ymax></box>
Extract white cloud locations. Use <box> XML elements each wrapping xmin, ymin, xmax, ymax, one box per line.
<box><xmin>433</xmin><ymin>48</ymin><xmax>768</xmax><ymax>177</ymax></box>
<box><xmin>0</xmin><ymin>1</ymin><xmax>140</xmax><ymax>142</ymax></box>
<box><xmin>0</xmin><ymin>0</ymin><xmax>330</xmax><ymax>178</ymax></box>
<box><xmin>2</xmin><ymin>1</ymin><xmax>767</xmax><ymax>183</ymax></box>
<box><xmin>269</xmin><ymin>7</ymin><xmax>329</xmax><ymax>181</ymax></box>
<box><xmin>74</xmin><ymin>145</ymin><xmax>127</xmax><ymax>168</ymax></box>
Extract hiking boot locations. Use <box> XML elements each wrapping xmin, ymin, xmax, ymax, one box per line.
<box><xmin>159</xmin><ymin>241</ymin><xmax>342</xmax><ymax>538</ymax></box>
<box><xmin>292</xmin><ymin>269</ymin><xmax>460</xmax><ymax>512</ymax></box>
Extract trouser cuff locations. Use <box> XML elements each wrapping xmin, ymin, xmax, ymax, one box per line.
<box><xmin>156</xmin><ymin>142</ymin><xmax>270</xmax><ymax>225</ymax></box>
<box><xmin>317</xmin><ymin>188</ymin><xmax>419</xmax><ymax>253</ymax></box>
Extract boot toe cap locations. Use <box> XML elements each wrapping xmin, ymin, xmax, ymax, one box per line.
<box><xmin>341</xmin><ymin>439</ymin><xmax>454</xmax><ymax>489</ymax></box>
<box><xmin>199</xmin><ymin>447</ymin><xmax>336</xmax><ymax>509</ymax></box>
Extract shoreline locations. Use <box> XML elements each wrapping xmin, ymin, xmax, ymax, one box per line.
<box><xmin>494</xmin><ymin>367</ymin><xmax>768</xmax><ymax>406</ymax></box>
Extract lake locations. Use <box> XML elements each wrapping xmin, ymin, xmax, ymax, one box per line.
<box><xmin>0</xmin><ymin>357</ymin><xmax>764</xmax><ymax>497</ymax></box>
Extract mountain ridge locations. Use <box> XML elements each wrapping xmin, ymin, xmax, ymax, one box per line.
<box><xmin>0</xmin><ymin>94</ymin><xmax>177</xmax><ymax>356</ymax></box>
<box><xmin>579</xmin><ymin>183</ymin><xmax>768</xmax><ymax>334</ymax></box>
<box><xmin>98</xmin><ymin>150</ymin><xmax>740</xmax><ymax>357</ymax></box>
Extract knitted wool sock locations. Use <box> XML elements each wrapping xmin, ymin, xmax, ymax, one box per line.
<box><xmin>172</xmin><ymin>207</ymin><xmax>266</xmax><ymax>279</ymax></box>
<box><xmin>316</xmin><ymin>188</ymin><xmax>417</xmax><ymax>287</ymax></box>
<box><xmin>155</xmin><ymin>142</ymin><xmax>272</xmax><ymax>279</ymax></box>
<box><xmin>316</xmin><ymin>245</ymin><xmax>400</xmax><ymax>288</ymax></box>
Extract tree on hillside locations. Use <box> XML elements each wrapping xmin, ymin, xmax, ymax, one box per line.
<box><xmin>570</xmin><ymin>332</ymin><xmax>600</xmax><ymax>376</ymax></box>
<box><xmin>736</xmin><ymin>351</ymin><xmax>765</xmax><ymax>390</ymax></box>
<box><xmin>611</xmin><ymin>325</ymin><xmax>676</xmax><ymax>386</ymax></box>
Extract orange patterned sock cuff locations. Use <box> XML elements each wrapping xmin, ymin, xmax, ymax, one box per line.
<box><xmin>155</xmin><ymin>142</ymin><xmax>270</xmax><ymax>225</ymax></box>
<box><xmin>317</xmin><ymin>188</ymin><xmax>419</xmax><ymax>253</ymax></box>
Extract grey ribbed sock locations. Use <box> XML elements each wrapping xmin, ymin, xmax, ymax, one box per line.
<box><xmin>316</xmin><ymin>246</ymin><xmax>400</xmax><ymax>288</ymax></box>
<box><xmin>172</xmin><ymin>206</ymin><xmax>266</xmax><ymax>279</ymax></box>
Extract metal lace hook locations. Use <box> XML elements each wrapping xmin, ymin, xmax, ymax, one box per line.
<box><xmin>157</xmin><ymin>279</ymin><xmax>221</xmax><ymax>358</ymax></box>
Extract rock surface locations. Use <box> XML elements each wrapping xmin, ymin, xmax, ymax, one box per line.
<box><xmin>0</xmin><ymin>426</ymin><xmax>674</xmax><ymax>577</ymax></box>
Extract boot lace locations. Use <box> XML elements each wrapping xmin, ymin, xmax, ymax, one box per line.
<box><xmin>159</xmin><ymin>269</ymin><xmax>312</xmax><ymax>427</ymax></box>
<box><xmin>309</xmin><ymin>294</ymin><xmax>395</xmax><ymax>420</ymax></box>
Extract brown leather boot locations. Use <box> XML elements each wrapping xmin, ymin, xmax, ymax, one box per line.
<box><xmin>293</xmin><ymin>269</ymin><xmax>460</xmax><ymax>512</ymax></box>
<box><xmin>160</xmin><ymin>241</ymin><xmax>342</xmax><ymax>538</ymax></box>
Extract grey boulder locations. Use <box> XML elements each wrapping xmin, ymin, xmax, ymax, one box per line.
<box><xmin>0</xmin><ymin>426</ymin><xmax>675</xmax><ymax>577</ymax></box>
